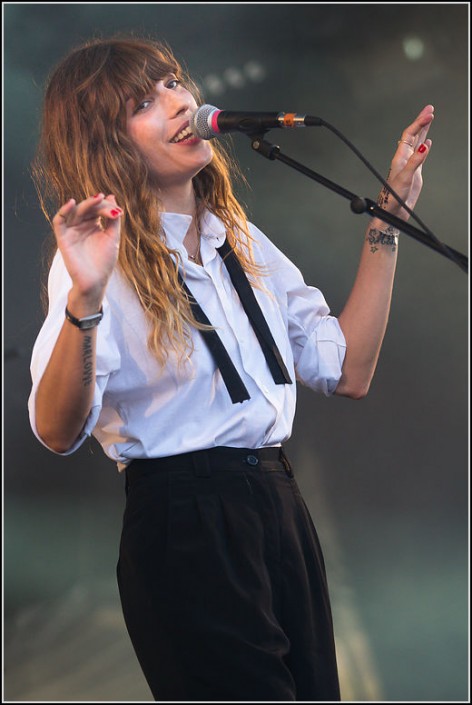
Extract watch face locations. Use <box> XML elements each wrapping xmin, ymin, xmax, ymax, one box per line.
<box><xmin>80</xmin><ymin>319</ymin><xmax>99</xmax><ymax>329</ymax></box>
<box><xmin>79</xmin><ymin>314</ymin><xmax>103</xmax><ymax>329</ymax></box>
<box><xmin>65</xmin><ymin>307</ymin><xmax>103</xmax><ymax>329</ymax></box>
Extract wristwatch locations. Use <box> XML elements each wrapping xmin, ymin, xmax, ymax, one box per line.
<box><xmin>65</xmin><ymin>306</ymin><xmax>103</xmax><ymax>330</ymax></box>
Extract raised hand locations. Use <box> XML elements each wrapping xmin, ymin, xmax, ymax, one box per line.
<box><xmin>52</xmin><ymin>193</ymin><xmax>122</xmax><ymax>302</ymax></box>
<box><xmin>377</xmin><ymin>104</ymin><xmax>434</xmax><ymax>221</ymax></box>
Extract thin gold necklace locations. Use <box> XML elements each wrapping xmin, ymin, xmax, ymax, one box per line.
<box><xmin>188</xmin><ymin>216</ymin><xmax>202</xmax><ymax>264</ymax></box>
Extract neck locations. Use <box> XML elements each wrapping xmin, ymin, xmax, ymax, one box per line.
<box><xmin>159</xmin><ymin>182</ymin><xmax>197</xmax><ymax>216</ymax></box>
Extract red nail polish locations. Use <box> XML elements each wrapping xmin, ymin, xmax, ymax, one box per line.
<box><xmin>110</xmin><ymin>208</ymin><xmax>122</xmax><ymax>217</ymax></box>
<box><xmin>93</xmin><ymin>193</ymin><xmax>101</xmax><ymax>198</ymax></box>
<box><xmin>418</xmin><ymin>143</ymin><xmax>427</xmax><ymax>153</ymax></box>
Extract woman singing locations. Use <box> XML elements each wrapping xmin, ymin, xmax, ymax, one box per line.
<box><xmin>29</xmin><ymin>36</ymin><xmax>433</xmax><ymax>701</ymax></box>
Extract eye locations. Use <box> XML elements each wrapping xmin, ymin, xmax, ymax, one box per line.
<box><xmin>166</xmin><ymin>77</ymin><xmax>181</xmax><ymax>90</ymax></box>
<box><xmin>133</xmin><ymin>98</ymin><xmax>152</xmax><ymax>114</ymax></box>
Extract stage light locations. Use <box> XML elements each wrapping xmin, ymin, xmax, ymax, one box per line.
<box><xmin>403</xmin><ymin>36</ymin><xmax>425</xmax><ymax>61</ymax></box>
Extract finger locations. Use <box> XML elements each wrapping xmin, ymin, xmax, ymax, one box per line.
<box><xmin>53</xmin><ymin>198</ymin><xmax>77</xmax><ymax>228</ymax></box>
<box><xmin>95</xmin><ymin>196</ymin><xmax>124</xmax><ymax>236</ymax></box>
<box><xmin>100</xmin><ymin>196</ymin><xmax>124</xmax><ymax>241</ymax></box>
<box><xmin>402</xmin><ymin>138</ymin><xmax>432</xmax><ymax>178</ymax></box>
<box><xmin>102</xmin><ymin>194</ymin><xmax>123</xmax><ymax>220</ymax></box>
<box><xmin>72</xmin><ymin>194</ymin><xmax>123</xmax><ymax>224</ymax></box>
<box><xmin>399</xmin><ymin>104</ymin><xmax>434</xmax><ymax>150</ymax></box>
<box><xmin>53</xmin><ymin>194</ymin><xmax>124</xmax><ymax>232</ymax></box>
<box><xmin>54</xmin><ymin>194</ymin><xmax>103</xmax><ymax>227</ymax></box>
<box><xmin>104</xmin><ymin>194</ymin><xmax>124</xmax><ymax>218</ymax></box>
<box><xmin>415</xmin><ymin>119</ymin><xmax>433</xmax><ymax>148</ymax></box>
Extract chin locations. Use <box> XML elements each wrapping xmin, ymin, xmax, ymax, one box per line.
<box><xmin>199</xmin><ymin>141</ymin><xmax>214</xmax><ymax>164</ymax></box>
<box><xmin>194</xmin><ymin>147</ymin><xmax>214</xmax><ymax>174</ymax></box>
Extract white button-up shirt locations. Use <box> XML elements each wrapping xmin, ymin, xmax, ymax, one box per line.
<box><xmin>28</xmin><ymin>211</ymin><xmax>346</xmax><ymax>470</ymax></box>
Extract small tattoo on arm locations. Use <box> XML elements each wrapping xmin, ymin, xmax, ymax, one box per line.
<box><xmin>377</xmin><ymin>170</ymin><xmax>392</xmax><ymax>208</ymax></box>
<box><xmin>82</xmin><ymin>335</ymin><xmax>94</xmax><ymax>387</ymax></box>
<box><xmin>377</xmin><ymin>188</ymin><xmax>390</xmax><ymax>208</ymax></box>
<box><xmin>367</xmin><ymin>226</ymin><xmax>399</xmax><ymax>253</ymax></box>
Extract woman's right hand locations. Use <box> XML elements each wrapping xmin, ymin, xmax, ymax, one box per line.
<box><xmin>52</xmin><ymin>193</ymin><xmax>122</xmax><ymax>306</ymax></box>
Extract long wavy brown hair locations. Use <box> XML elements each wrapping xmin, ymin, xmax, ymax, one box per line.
<box><xmin>32</xmin><ymin>35</ymin><xmax>263</xmax><ymax>365</ymax></box>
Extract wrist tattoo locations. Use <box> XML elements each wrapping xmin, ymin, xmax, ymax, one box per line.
<box><xmin>82</xmin><ymin>335</ymin><xmax>94</xmax><ymax>387</ymax></box>
<box><xmin>367</xmin><ymin>225</ymin><xmax>399</xmax><ymax>253</ymax></box>
<box><xmin>377</xmin><ymin>170</ymin><xmax>392</xmax><ymax>208</ymax></box>
<box><xmin>377</xmin><ymin>187</ymin><xmax>390</xmax><ymax>208</ymax></box>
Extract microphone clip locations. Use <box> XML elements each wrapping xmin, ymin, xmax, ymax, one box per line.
<box><xmin>250</xmin><ymin>135</ymin><xmax>280</xmax><ymax>160</ymax></box>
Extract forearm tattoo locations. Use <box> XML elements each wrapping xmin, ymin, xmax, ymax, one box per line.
<box><xmin>377</xmin><ymin>169</ymin><xmax>392</xmax><ymax>208</ymax></box>
<box><xmin>82</xmin><ymin>335</ymin><xmax>94</xmax><ymax>387</ymax></box>
<box><xmin>366</xmin><ymin>226</ymin><xmax>399</xmax><ymax>253</ymax></box>
<box><xmin>377</xmin><ymin>187</ymin><xmax>390</xmax><ymax>208</ymax></box>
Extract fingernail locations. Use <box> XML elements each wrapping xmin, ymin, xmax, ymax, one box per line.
<box><xmin>110</xmin><ymin>208</ymin><xmax>122</xmax><ymax>217</ymax></box>
<box><xmin>93</xmin><ymin>193</ymin><xmax>102</xmax><ymax>198</ymax></box>
<box><xmin>418</xmin><ymin>143</ymin><xmax>427</xmax><ymax>153</ymax></box>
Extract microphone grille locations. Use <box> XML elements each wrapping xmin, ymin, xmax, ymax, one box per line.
<box><xmin>191</xmin><ymin>104</ymin><xmax>218</xmax><ymax>140</ymax></box>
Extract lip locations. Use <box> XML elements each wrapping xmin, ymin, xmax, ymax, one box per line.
<box><xmin>173</xmin><ymin>136</ymin><xmax>201</xmax><ymax>147</ymax></box>
<box><xmin>169</xmin><ymin>119</ymin><xmax>190</xmax><ymax>143</ymax></box>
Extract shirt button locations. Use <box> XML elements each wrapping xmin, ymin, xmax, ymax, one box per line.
<box><xmin>246</xmin><ymin>455</ymin><xmax>259</xmax><ymax>466</ymax></box>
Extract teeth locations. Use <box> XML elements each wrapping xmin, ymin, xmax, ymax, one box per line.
<box><xmin>170</xmin><ymin>126</ymin><xmax>194</xmax><ymax>143</ymax></box>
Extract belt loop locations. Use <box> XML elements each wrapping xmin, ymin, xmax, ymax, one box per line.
<box><xmin>192</xmin><ymin>449</ymin><xmax>212</xmax><ymax>478</ymax></box>
<box><xmin>280</xmin><ymin>447</ymin><xmax>294</xmax><ymax>477</ymax></box>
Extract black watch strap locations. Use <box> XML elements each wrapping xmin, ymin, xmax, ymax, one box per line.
<box><xmin>65</xmin><ymin>306</ymin><xmax>103</xmax><ymax>330</ymax></box>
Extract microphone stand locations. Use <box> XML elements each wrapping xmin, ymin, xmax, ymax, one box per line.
<box><xmin>248</xmin><ymin>134</ymin><xmax>468</xmax><ymax>273</ymax></box>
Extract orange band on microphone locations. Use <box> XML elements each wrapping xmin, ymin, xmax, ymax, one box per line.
<box><xmin>282</xmin><ymin>113</ymin><xmax>297</xmax><ymax>127</ymax></box>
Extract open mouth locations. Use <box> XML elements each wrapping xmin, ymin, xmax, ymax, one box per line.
<box><xmin>170</xmin><ymin>125</ymin><xmax>195</xmax><ymax>143</ymax></box>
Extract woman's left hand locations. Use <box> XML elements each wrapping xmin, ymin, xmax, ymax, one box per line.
<box><xmin>377</xmin><ymin>104</ymin><xmax>434</xmax><ymax>221</ymax></box>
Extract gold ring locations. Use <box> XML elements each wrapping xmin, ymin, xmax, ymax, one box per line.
<box><xmin>398</xmin><ymin>139</ymin><xmax>414</xmax><ymax>148</ymax></box>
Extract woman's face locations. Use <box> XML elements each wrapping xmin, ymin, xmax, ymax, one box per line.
<box><xmin>126</xmin><ymin>75</ymin><xmax>213</xmax><ymax>190</ymax></box>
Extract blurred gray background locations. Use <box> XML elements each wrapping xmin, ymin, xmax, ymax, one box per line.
<box><xmin>4</xmin><ymin>3</ymin><xmax>469</xmax><ymax>702</ymax></box>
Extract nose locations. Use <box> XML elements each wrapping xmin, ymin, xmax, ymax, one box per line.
<box><xmin>161</xmin><ymin>85</ymin><xmax>192</xmax><ymax>118</ymax></box>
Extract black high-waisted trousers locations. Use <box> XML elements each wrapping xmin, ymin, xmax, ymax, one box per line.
<box><xmin>117</xmin><ymin>446</ymin><xmax>340</xmax><ymax>701</ymax></box>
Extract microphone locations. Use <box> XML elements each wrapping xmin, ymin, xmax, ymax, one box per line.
<box><xmin>190</xmin><ymin>104</ymin><xmax>323</xmax><ymax>140</ymax></box>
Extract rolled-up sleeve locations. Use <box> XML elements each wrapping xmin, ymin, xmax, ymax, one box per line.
<box><xmin>287</xmin><ymin>284</ymin><xmax>346</xmax><ymax>395</ymax></box>
<box><xmin>251</xmin><ymin>223</ymin><xmax>346</xmax><ymax>396</ymax></box>
<box><xmin>28</xmin><ymin>252</ymin><xmax>121</xmax><ymax>454</ymax></box>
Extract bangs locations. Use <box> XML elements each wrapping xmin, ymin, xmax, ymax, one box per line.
<box><xmin>107</xmin><ymin>42</ymin><xmax>184</xmax><ymax>104</ymax></box>
<box><xmin>46</xmin><ymin>38</ymin><xmax>199</xmax><ymax>129</ymax></box>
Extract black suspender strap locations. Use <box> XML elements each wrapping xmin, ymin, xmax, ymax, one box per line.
<box><xmin>178</xmin><ymin>273</ymin><xmax>250</xmax><ymax>404</ymax></box>
<box><xmin>178</xmin><ymin>239</ymin><xmax>292</xmax><ymax>404</ymax></box>
<box><xmin>217</xmin><ymin>240</ymin><xmax>293</xmax><ymax>385</ymax></box>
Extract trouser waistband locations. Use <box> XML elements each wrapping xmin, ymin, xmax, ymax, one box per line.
<box><xmin>125</xmin><ymin>446</ymin><xmax>293</xmax><ymax>485</ymax></box>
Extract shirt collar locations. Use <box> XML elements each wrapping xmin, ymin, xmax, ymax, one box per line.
<box><xmin>161</xmin><ymin>210</ymin><xmax>227</xmax><ymax>264</ymax></box>
<box><xmin>160</xmin><ymin>212</ymin><xmax>192</xmax><ymax>247</ymax></box>
<box><xmin>199</xmin><ymin>210</ymin><xmax>227</xmax><ymax>247</ymax></box>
